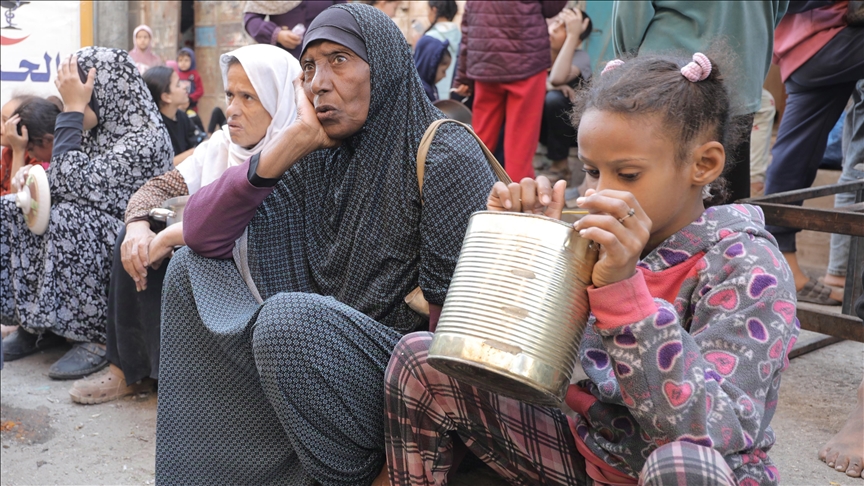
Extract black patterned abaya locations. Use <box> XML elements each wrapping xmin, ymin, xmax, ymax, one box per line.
<box><xmin>155</xmin><ymin>4</ymin><xmax>496</xmax><ymax>485</ymax></box>
<box><xmin>0</xmin><ymin>47</ymin><xmax>172</xmax><ymax>342</ymax></box>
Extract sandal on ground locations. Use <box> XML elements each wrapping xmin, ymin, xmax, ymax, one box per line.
<box><xmin>2</xmin><ymin>329</ymin><xmax>65</xmax><ymax>362</ymax></box>
<box><xmin>797</xmin><ymin>278</ymin><xmax>842</xmax><ymax>306</ymax></box>
<box><xmin>48</xmin><ymin>342</ymin><xmax>109</xmax><ymax>380</ymax></box>
<box><xmin>69</xmin><ymin>365</ymin><xmax>154</xmax><ymax>405</ymax></box>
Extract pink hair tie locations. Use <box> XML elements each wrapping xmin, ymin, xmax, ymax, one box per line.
<box><xmin>601</xmin><ymin>59</ymin><xmax>625</xmax><ymax>75</ymax></box>
<box><xmin>681</xmin><ymin>53</ymin><xmax>712</xmax><ymax>82</ymax></box>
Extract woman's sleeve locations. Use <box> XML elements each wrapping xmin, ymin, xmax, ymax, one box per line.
<box><xmin>183</xmin><ymin>156</ymin><xmax>275</xmax><ymax>259</ymax></box>
<box><xmin>125</xmin><ymin>169</ymin><xmax>189</xmax><ymax>224</ymax></box>
<box><xmin>244</xmin><ymin>12</ymin><xmax>280</xmax><ymax>46</ymax></box>
<box><xmin>48</xmin><ymin>116</ymin><xmax>172</xmax><ymax>217</ymax></box>
<box><xmin>51</xmin><ymin>112</ymin><xmax>85</xmax><ymax>157</ymax></box>
<box><xmin>611</xmin><ymin>0</ymin><xmax>654</xmax><ymax>57</ymax></box>
<box><xmin>587</xmin><ymin>233</ymin><xmax>799</xmax><ymax>455</ymax></box>
<box><xmin>418</xmin><ymin>125</ymin><xmax>496</xmax><ymax>305</ymax></box>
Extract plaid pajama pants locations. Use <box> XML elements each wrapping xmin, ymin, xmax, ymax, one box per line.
<box><xmin>384</xmin><ymin>333</ymin><xmax>738</xmax><ymax>486</ymax></box>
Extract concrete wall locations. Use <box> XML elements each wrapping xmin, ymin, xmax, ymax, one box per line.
<box><xmin>127</xmin><ymin>0</ymin><xmax>181</xmax><ymax>65</ymax></box>
<box><xmin>93</xmin><ymin>0</ymin><xmax>130</xmax><ymax>51</ymax></box>
<box><xmin>193</xmin><ymin>1</ymin><xmax>255</xmax><ymax>128</ymax></box>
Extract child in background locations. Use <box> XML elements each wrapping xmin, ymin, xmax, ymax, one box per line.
<box><xmin>453</xmin><ymin>1</ymin><xmax>567</xmax><ymax>182</ymax></box>
<box><xmin>129</xmin><ymin>24</ymin><xmax>163</xmax><ymax>74</ymax></box>
<box><xmin>1</xmin><ymin>96</ymin><xmax>57</xmax><ymax>197</ymax></box>
<box><xmin>143</xmin><ymin>66</ymin><xmax>200</xmax><ymax>166</ymax></box>
<box><xmin>0</xmin><ymin>97</ymin><xmax>62</xmax><ymax>340</ymax></box>
<box><xmin>176</xmin><ymin>48</ymin><xmax>204</xmax><ymax>113</ymax></box>
<box><xmin>543</xmin><ymin>7</ymin><xmax>593</xmax><ymax>184</ymax></box>
<box><xmin>382</xmin><ymin>53</ymin><xmax>799</xmax><ymax>486</ymax></box>
<box><xmin>10</xmin><ymin>97</ymin><xmax>61</xmax><ymax>165</ymax></box>
<box><xmin>1</xmin><ymin>95</ymin><xmax>35</xmax><ymax>197</ymax></box>
<box><xmin>424</xmin><ymin>0</ymin><xmax>460</xmax><ymax>100</ymax></box>
<box><xmin>413</xmin><ymin>36</ymin><xmax>451</xmax><ymax>102</ymax></box>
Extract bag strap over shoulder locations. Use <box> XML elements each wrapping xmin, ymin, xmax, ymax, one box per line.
<box><xmin>416</xmin><ymin>119</ymin><xmax>512</xmax><ymax>203</ymax></box>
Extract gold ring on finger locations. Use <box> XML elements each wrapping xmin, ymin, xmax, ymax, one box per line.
<box><xmin>618</xmin><ymin>207</ymin><xmax>636</xmax><ymax>224</ymax></box>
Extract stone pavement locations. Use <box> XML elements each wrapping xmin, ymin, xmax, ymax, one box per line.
<box><xmin>1</xmin><ymin>333</ymin><xmax>861</xmax><ymax>485</ymax></box>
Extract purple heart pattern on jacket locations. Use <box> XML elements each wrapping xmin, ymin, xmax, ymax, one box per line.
<box><xmin>569</xmin><ymin>204</ymin><xmax>798</xmax><ymax>486</ymax></box>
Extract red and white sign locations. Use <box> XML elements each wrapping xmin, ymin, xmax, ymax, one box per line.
<box><xmin>1</xmin><ymin>1</ymin><xmax>82</xmax><ymax>105</ymax></box>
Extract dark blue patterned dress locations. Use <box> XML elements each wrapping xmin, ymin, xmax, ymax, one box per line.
<box><xmin>155</xmin><ymin>4</ymin><xmax>496</xmax><ymax>485</ymax></box>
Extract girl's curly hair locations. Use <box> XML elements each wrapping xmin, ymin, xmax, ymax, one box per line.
<box><xmin>570</xmin><ymin>49</ymin><xmax>747</xmax><ymax>206</ymax></box>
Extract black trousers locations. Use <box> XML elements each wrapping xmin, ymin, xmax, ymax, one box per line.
<box><xmin>542</xmin><ymin>89</ymin><xmax>576</xmax><ymax>162</ymax></box>
<box><xmin>764</xmin><ymin>25</ymin><xmax>864</xmax><ymax>252</ymax></box>
<box><xmin>206</xmin><ymin>107</ymin><xmax>227</xmax><ymax>135</ymax></box>
<box><xmin>104</xmin><ymin>225</ymin><xmax>168</xmax><ymax>384</ymax></box>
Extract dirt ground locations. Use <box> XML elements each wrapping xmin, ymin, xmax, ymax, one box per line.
<box><xmin>1</xmin><ymin>332</ymin><xmax>861</xmax><ymax>486</ymax></box>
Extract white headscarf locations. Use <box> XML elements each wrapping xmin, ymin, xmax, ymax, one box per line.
<box><xmin>177</xmin><ymin>44</ymin><xmax>300</xmax><ymax>194</ymax></box>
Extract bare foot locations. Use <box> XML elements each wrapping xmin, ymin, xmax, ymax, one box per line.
<box><xmin>819</xmin><ymin>379</ymin><xmax>864</xmax><ymax>478</ymax></box>
<box><xmin>823</xmin><ymin>273</ymin><xmax>846</xmax><ymax>288</ymax></box>
<box><xmin>371</xmin><ymin>463</ymin><xmax>390</xmax><ymax>486</ymax></box>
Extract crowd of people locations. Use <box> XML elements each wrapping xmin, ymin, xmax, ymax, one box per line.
<box><xmin>1</xmin><ymin>1</ymin><xmax>863</xmax><ymax>485</ymax></box>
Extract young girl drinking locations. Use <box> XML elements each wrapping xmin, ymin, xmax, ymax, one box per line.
<box><xmin>381</xmin><ymin>52</ymin><xmax>800</xmax><ymax>486</ymax></box>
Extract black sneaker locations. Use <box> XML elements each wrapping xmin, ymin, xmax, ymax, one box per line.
<box><xmin>2</xmin><ymin>329</ymin><xmax>65</xmax><ymax>361</ymax></box>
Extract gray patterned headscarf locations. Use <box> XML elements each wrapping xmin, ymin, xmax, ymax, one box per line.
<box><xmin>48</xmin><ymin>47</ymin><xmax>172</xmax><ymax>220</ymax></box>
<box><xmin>245</xmin><ymin>3</ymin><xmax>495</xmax><ymax>332</ymax></box>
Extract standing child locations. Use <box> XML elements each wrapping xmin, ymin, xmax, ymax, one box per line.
<box><xmin>381</xmin><ymin>52</ymin><xmax>799</xmax><ymax>486</ymax></box>
<box><xmin>453</xmin><ymin>0</ymin><xmax>567</xmax><ymax>182</ymax></box>
<box><xmin>176</xmin><ymin>48</ymin><xmax>204</xmax><ymax>113</ymax></box>
<box><xmin>129</xmin><ymin>25</ymin><xmax>163</xmax><ymax>74</ymax></box>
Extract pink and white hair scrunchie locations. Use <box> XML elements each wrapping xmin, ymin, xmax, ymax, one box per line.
<box><xmin>601</xmin><ymin>59</ymin><xmax>625</xmax><ymax>75</ymax></box>
<box><xmin>681</xmin><ymin>53</ymin><xmax>712</xmax><ymax>82</ymax></box>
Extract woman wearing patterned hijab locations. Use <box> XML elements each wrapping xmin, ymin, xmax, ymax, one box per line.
<box><xmin>155</xmin><ymin>4</ymin><xmax>495</xmax><ymax>485</ymax></box>
<box><xmin>1</xmin><ymin>48</ymin><xmax>172</xmax><ymax>377</ymax></box>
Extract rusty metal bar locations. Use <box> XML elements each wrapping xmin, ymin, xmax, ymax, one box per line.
<box><xmin>742</xmin><ymin>180</ymin><xmax>864</xmax><ymax>204</ymax></box>
<box><xmin>796</xmin><ymin>303</ymin><xmax>864</xmax><ymax>343</ymax></box>
<box><xmin>753</xmin><ymin>203</ymin><xmax>864</xmax><ymax>236</ymax></box>
<box><xmin>788</xmin><ymin>336</ymin><xmax>844</xmax><ymax>359</ymax></box>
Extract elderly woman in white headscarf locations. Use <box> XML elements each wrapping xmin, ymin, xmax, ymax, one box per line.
<box><xmin>67</xmin><ymin>44</ymin><xmax>300</xmax><ymax>405</ymax></box>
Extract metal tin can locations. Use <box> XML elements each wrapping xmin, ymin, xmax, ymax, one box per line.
<box><xmin>428</xmin><ymin>211</ymin><xmax>598</xmax><ymax>406</ymax></box>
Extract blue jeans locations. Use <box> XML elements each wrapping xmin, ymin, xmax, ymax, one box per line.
<box><xmin>828</xmin><ymin>79</ymin><xmax>864</xmax><ymax>276</ymax></box>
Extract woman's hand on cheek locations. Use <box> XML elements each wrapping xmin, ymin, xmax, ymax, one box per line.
<box><xmin>486</xmin><ymin>176</ymin><xmax>566</xmax><ymax>219</ymax></box>
<box><xmin>292</xmin><ymin>74</ymin><xmax>339</xmax><ymax>151</ymax></box>
<box><xmin>573</xmin><ymin>189</ymin><xmax>652</xmax><ymax>288</ymax></box>
<box><xmin>55</xmin><ymin>55</ymin><xmax>95</xmax><ymax>113</ymax></box>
